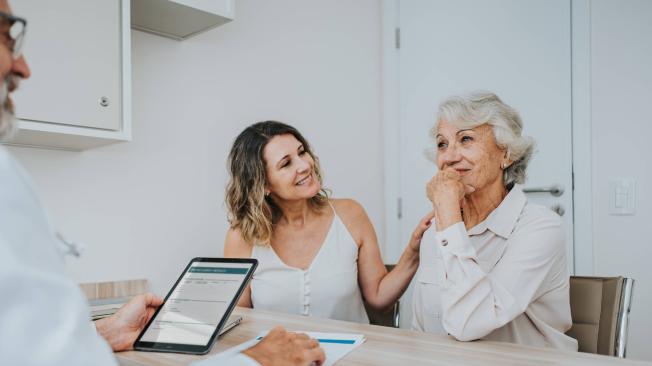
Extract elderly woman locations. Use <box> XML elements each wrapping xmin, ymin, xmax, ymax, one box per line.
<box><xmin>412</xmin><ymin>91</ymin><xmax>578</xmax><ymax>351</ymax></box>
<box><xmin>224</xmin><ymin>121</ymin><xmax>432</xmax><ymax>323</ymax></box>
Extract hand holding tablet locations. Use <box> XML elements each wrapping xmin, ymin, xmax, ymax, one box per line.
<box><xmin>95</xmin><ymin>293</ymin><xmax>164</xmax><ymax>352</ymax></box>
<box><xmin>134</xmin><ymin>257</ymin><xmax>257</xmax><ymax>355</ymax></box>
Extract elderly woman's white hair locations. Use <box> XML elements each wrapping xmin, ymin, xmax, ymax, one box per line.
<box><xmin>434</xmin><ymin>91</ymin><xmax>535</xmax><ymax>188</ymax></box>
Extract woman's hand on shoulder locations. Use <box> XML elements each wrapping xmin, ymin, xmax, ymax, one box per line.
<box><xmin>224</xmin><ymin>228</ymin><xmax>253</xmax><ymax>258</ymax></box>
<box><xmin>408</xmin><ymin>210</ymin><xmax>435</xmax><ymax>253</ymax></box>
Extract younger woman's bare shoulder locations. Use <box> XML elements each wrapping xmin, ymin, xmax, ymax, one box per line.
<box><xmin>329</xmin><ymin>199</ymin><xmax>373</xmax><ymax>245</ymax></box>
<box><xmin>330</xmin><ymin>198</ymin><xmax>366</xmax><ymax>219</ymax></box>
<box><xmin>224</xmin><ymin>228</ymin><xmax>254</xmax><ymax>257</ymax></box>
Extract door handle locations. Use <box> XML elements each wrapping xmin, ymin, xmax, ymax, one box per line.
<box><xmin>523</xmin><ymin>184</ymin><xmax>564</xmax><ymax>197</ymax></box>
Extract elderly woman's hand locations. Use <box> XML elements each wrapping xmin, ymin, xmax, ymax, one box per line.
<box><xmin>426</xmin><ymin>170</ymin><xmax>475</xmax><ymax>231</ymax></box>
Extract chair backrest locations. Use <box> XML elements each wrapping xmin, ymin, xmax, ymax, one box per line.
<box><xmin>566</xmin><ymin>276</ymin><xmax>634</xmax><ymax>357</ymax></box>
<box><xmin>364</xmin><ymin>264</ymin><xmax>400</xmax><ymax>328</ymax></box>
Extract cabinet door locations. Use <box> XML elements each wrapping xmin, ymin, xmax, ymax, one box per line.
<box><xmin>11</xmin><ymin>0</ymin><xmax>122</xmax><ymax>131</ymax></box>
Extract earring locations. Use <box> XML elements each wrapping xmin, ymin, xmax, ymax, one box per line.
<box><xmin>500</xmin><ymin>163</ymin><xmax>507</xmax><ymax>170</ymax></box>
<box><xmin>265</xmin><ymin>191</ymin><xmax>270</xmax><ymax>197</ymax></box>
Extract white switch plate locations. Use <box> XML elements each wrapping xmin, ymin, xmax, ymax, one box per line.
<box><xmin>610</xmin><ymin>178</ymin><xmax>636</xmax><ymax>215</ymax></box>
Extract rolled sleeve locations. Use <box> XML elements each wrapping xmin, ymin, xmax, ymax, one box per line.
<box><xmin>217</xmin><ymin>354</ymin><xmax>260</xmax><ymax>366</ymax></box>
<box><xmin>191</xmin><ymin>353</ymin><xmax>260</xmax><ymax>366</ymax></box>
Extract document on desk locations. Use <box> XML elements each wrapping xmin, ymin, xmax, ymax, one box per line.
<box><xmin>191</xmin><ymin>331</ymin><xmax>365</xmax><ymax>366</ymax></box>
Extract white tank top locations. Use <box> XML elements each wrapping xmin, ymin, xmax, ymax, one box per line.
<box><xmin>250</xmin><ymin>205</ymin><xmax>370</xmax><ymax>323</ymax></box>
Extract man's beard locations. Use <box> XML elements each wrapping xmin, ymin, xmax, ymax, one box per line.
<box><xmin>0</xmin><ymin>76</ymin><xmax>18</xmax><ymax>142</ymax></box>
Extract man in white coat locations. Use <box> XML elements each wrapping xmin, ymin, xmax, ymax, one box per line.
<box><xmin>0</xmin><ymin>1</ymin><xmax>324</xmax><ymax>365</ymax></box>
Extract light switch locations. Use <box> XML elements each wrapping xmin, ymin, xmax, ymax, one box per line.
<box><xmin>610</xmin><ymin>178</ymin><xmax>636</xmax><ymax>215</ymax></box>
<box><xmin>615</xmin><ymin>186</ymin><xmax>627</xmax><ymax>208</ymax></box>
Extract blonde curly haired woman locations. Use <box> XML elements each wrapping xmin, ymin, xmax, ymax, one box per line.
<box><xmin>224</xmin><ymin>121</ymin><xmax>432</xmax><ymax>323</ymax></box>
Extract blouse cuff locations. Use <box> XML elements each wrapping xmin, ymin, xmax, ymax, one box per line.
<box><xmin>437</xmin><ymin>222</ymin><xmax>477</xmax><ymax>260</ymax></box>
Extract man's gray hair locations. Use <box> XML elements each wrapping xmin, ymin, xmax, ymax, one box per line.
<box><xmin>0</xmin><ymin>76</ymin><xmax>17</xmax><ymax>141</ymax></box>
<box><xmin>435</xmin><ymin>91</ymin><xmax>535</xmax><ymax>187</ymax></box>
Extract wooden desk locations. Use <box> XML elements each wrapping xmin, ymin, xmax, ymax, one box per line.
<box><xmin>117</xmin><ymin>307</ymin><xmax>651</xmax><ymax>366</ymax></box>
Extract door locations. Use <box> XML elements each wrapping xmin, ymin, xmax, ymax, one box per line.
<box><xmin>393</xmin><ymin>0</ymin><xmax>574</xmax><ymax>328</ymax></box>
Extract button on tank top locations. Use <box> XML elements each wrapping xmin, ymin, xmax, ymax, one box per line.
<box><xmin>250</xmin><ymin>205</ymin><xmax>369</xmax><ymax>323</ymax></box>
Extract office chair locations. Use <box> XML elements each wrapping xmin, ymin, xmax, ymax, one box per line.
<box><xmin>566</xmin><ymin>276</ymin><xmax>634</xmax><ymax>357</ymax></box>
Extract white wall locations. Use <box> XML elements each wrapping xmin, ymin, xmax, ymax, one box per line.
<box><xmin>8</xmin><ymin>0</ymin><xmax>651</xmax><ymax>360</ymax></box>
<box><xmin>590</xmin><ymin>0</ymin><xmax>652</xmax><ymax>360</ymax></box>
<box><xmin>8</xmin><ymin>0</ymin><xmax>383</xmax><ymax>296</ymax></box>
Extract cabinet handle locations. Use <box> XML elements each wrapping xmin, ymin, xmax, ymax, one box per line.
<box><xmin>99</xmin><ymin>97</ymin><xmax>110</xmax><ymax>107</ymax></box>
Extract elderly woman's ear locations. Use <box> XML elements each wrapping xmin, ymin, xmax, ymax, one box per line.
<box><xmin>499</xmin><ymin>150</ymin><xmax>510</xmax><ymax>169</ymax></box>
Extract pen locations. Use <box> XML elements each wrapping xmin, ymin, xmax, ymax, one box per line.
<box><xmin>255</xmin><ymin>336</ymin><xmax>355</xmax><ymax>344</ymax></box>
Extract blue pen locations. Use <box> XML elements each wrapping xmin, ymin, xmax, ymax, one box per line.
<box><xmin>256</xmin><ymin>336</ymin><xmax>355</xmax><ymax>345</ymax></box>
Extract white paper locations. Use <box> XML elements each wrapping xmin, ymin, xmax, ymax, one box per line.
<box><xmin>192</xmin><ymin>331</ymin><xmax>365</xmax><ymax>366</ymax></box>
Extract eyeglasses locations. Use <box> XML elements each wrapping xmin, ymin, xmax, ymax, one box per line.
<box><xmin>0</xmin><ymin>11</ymin><xmax>26</xmax><ymax>60</ymax></box>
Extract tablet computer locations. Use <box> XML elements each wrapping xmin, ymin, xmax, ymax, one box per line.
<box><xmin>134</xmin><ymin>257</ymin><xmax>257</xmax><ymax>355</ymax></box>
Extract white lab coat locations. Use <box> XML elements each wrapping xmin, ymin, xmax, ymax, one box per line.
<box><xmin>0</xmin><ymin>145</ymin><xmax>257</xmax><ymax>366</ymax></box>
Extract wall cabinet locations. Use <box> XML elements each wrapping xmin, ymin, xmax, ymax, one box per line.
<box><xmin>131</xmin><ymin>0</ymin><xmax>234</xmax><ymax>40</ymax></box>
<box><xmin>5</xmin><ymin>0</ymin><xmax>232</xmax><ymax>150</ymax></box>
<box><xmin>8</xmin><ymin>0</ymin><xmax>131</xmax><ymax>150</ymax></box>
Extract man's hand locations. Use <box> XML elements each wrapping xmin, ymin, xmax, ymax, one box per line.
<box><xmin>243</xmin><ymin>326</ymin><xmax>325</xmax><ymax>366</ymax></box>
<box><xmin>95</xmin><ymin>293</ymin><xmax>164</xmax><ymax>352</ymax></box>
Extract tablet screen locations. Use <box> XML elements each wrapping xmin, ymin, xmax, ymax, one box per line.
<box><xmin>139</xmin><ymin>261</ymin><xmax>254</xmax><ymax>346</ymax></box>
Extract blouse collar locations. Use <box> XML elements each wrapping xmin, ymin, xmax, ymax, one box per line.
<box><xmin>466</xmin><ymin>183</ymin><xmax>527</xmax><ymax>239</ymax></box>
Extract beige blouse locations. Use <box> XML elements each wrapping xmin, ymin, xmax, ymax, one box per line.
<box><xmin>411</xmin><ymin>184</ymin><xmax>578</xmax><ymax>351</ymax></box>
